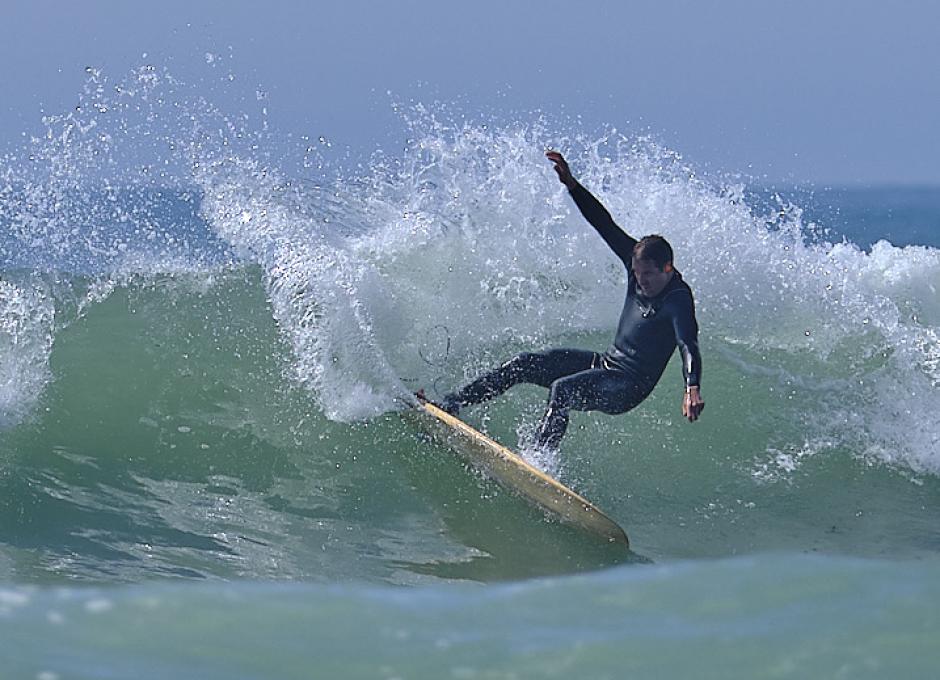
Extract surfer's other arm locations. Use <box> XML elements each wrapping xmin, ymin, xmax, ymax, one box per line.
<box><xmin>668</xmin><ymin>293</ymin><xmax>705</xmax><ymax>422</ymax></box>
<box><xmin>545</xmin><ymin>150</ymin><xmax>637</xmax><ymax>266</ymax></box>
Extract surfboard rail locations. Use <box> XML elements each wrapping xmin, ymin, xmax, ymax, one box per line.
<box><xmin>401</xmin><ymin>396</ymin><xmax>629</xmax><ymax>547</ymax></box>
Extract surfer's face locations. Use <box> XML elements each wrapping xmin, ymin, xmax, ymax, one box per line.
<box><xmin>632</xmin><ymin>257</ymin><xmax>673</xmax><ymax>297</ymax></box>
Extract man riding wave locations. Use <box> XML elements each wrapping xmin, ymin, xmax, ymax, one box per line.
<box><xmin>437</xmin><ymin>150</ymin><xmax>704</xmax><ymax>451</ymax></box>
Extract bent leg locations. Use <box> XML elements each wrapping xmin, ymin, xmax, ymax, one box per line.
<box><xmin>534</xmin><ymin>369</ymin><xmax>648</xmax><ymax>451</ymax></box>
<box><xmin>444</xmin><ymin>349</ymin><xmax>597</xmax><ymax>413</ymax></box>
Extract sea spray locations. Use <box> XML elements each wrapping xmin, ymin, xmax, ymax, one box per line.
<box><xmin>2</xmin><ymin>63</ymin><xmax>939</xmax><ymax>480</ymax></box>
<box><xmin>0</xmin><ymin>275</ymin><xmax>56</xmax><ymax>429</ymax></box>
<box><xmin>192</xmin><ymin>108</ymin><xmax>940</xmax><ymax>477</ymax></box>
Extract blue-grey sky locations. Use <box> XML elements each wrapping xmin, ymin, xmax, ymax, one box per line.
<box><xmin>3</xmin><ymin>0</ymin><xmax>938</xmax><ymax>185</ymax></box>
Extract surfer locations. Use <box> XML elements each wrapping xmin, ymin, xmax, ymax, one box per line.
<box><xmin>438</xmin><ymin>150</ymin><xmax>704</xmax><ymax>451</ymax></box>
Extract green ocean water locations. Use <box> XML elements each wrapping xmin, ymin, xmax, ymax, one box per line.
<box><xmin>1</xmin><ymin>267</ymin><xmax>939</xmax><ymax>678</ymax></box>
<box><xmin>4</xmin><ymin>272</ymin><xmax>939</xmax><ymax>586</ymax></box>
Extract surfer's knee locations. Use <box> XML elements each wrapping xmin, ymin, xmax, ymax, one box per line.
<box><xmin>548</xmin><ymin>378</ymin><xmax>577</xmax><ymax>410</ymax></box>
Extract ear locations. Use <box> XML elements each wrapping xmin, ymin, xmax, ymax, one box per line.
<box><xmin>664</xmin><ymin>262</ymin><xmax>674</xmax><ymax>273</ymax></box>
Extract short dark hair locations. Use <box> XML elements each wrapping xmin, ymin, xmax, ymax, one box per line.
<box><xmin>632</xmin><ymin>235</ymin><xmax>673</xmax><ymax>270</ymax></box>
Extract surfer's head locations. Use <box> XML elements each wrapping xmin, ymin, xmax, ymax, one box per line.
<box><xmin>632</xmin><ymin>235</ymin><xmax>675</xmax><ymax>297</ymax></box>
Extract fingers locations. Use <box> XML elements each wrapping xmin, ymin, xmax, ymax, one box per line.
<box><xmin>682</xmin><ymin>396</ymin><xmax>705</xmax><ymax>422</ymax></box>
<box><xmin>546</xmin><ymin>150</ymin><xmax>573</xmax><ymax>188</ymax></box>
<box><xmin>545</xmin><ymin>150</ymin><xmax>568</xmax><ymax>168</ymax></box>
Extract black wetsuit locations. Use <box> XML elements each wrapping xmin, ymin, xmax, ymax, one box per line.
<box><xmin>445</xmin><ymin>181</ymin><xmax>702</xmax><ymax>450</ymax></box>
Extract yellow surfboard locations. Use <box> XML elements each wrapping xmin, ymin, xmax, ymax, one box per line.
<box><xmin>402</xmin><ymin>395</ymin><xmax>629</xmax><ymax>547</ymax></box>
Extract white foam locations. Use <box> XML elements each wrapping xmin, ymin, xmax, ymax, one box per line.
<box><xmin>0</xmin><ymin>277</ymin><xmax>55</xmax><ymax>430</ymax></box>
<box><xmin>191</xmin><ymin>112</ymin><xmax>940</xmax><ymax>476</ymax></box>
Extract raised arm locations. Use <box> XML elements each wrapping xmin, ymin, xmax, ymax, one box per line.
<box><xmin>546</xmin><ymin>150</ymin><xmax>636</xmax><ymax>266</ymax></box>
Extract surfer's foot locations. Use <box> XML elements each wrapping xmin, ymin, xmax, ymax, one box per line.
<box><xmin>415</xmin><ymin>390</ymin><xmax>462</xmax><ymax>416</ymax></box>
<box><xmin>518</xmin><ymin>439</ymin><xmax>562</xmax><ymax>475</ymax></box>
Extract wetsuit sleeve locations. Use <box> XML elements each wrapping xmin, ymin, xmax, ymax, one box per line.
<box><xmin>568</xmin><ymin>183</ymin><xmax>637</xmax><ymax>267</ymax></box>
<box><xmin>665</xmin><ymin>291</ymin><xmax>702</xmax><ymax>388</ymax></box>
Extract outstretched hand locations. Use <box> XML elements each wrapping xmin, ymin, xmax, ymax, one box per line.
<box><xmin>546</xmin><ymin>150</ymin><xmax>577</xmax><ymax>189</ymax></box>
<box><xmin>682</xmin><ymin>387</ymin><xmax>705</xmax><ymax>422</ymax></box>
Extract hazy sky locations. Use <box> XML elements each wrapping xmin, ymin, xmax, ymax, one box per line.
<box><xmin>3</xmin><ymin>0</ymin><xmax>938</xmax><ymax>185</ymax></box>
